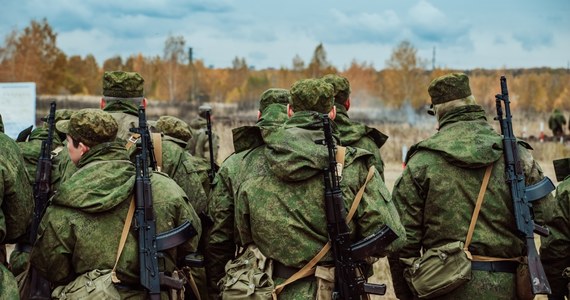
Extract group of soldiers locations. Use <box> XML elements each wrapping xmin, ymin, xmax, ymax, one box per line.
<box><xmin>0</xmin><ymin>70</ymin><xmax>568</xmax><ymax>300</ymax></box>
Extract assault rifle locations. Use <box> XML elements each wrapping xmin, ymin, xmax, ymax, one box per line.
<box><xmin>319</xmin><ymin>114</ymin><xmax>398</xmax><ymax>299</ymax></box>
<box><xmin>22</xmin><ymin>101</ymin><xmax>57</xmax><ymax>300</ymax></box>
<box><xmin>495</xmin><ymin>76</ymin><xmax>555</xmax><ymax>295</ymax></box>
<box><xmin>199</xmin><ymin>105</ymin><xmax>218</xmax><ymax>183</ymax></box>
<box><xmin>131</xmin><ymin>106</ymin><xmax>198</xmax><ymax>299</ymax></box>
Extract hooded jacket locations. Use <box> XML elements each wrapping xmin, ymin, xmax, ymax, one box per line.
<box><xmin>30</xmin><ymin>141</ymin><xmax>201</xmax><ymax>295</ymax></box>
<box><xmin>389</xmin><ymin>105</ymin><xmax>553</xmax><ymax>299</ymax></box>
<box><xmin>207</xmin><ymin>111</ymin><xmax>405</xmax><ymax>299</ymax></box>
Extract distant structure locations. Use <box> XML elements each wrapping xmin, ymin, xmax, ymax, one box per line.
<box><xmin>432</xmin><ymin>46</ymin><xmax>436</xmax><ymax>71</ymax></box>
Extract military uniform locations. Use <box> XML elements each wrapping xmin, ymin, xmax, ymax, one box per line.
<box><xmin>548</xmin><ymin>109</ymin><xmax>566</xmax><ymax>137</ymax></box>
<box><xmin>322</xmin><ymin>74</ymin><xmax>388</xmax><ymax>179</ymax></box>
<box><xmin>206</xmin><ymin>80</ymin><xmax>405</xmax><ymax>299</ymax></box>
<box><xmin>206</xmin><ymin>88</ymin><xmax>290</xmax><ymax>295</ymax></box>
<box><xmin>29</xmin><ymin>109</ymin><xmax>202</xmax><ymax>297</ymax></box>
<box><xmin>541</xmin><ymin>159</ymin><xmax>570</xmax><ymax>299</ymax></box>
<box><xmin>0</xmin><ymin>125</ymin><xmax>34</xmax><ymax>299</ymax></box>
<box><xmin>389</xmin><ymin>73</ymin><xmax>554</xmax><ymax>300</ymax></box>
<box><xmin>187</xmin><ymin>115</ymin><xmax>220</xmax><ymax>163</ymax></box>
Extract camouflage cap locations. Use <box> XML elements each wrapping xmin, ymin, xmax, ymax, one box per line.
<box><xmin>321</xmin><ymin>74</ymin><xmax>351</xmax><ymax>104</ymax></box>
<box><xmin>290</xmin><ymin>79</ymin><xmax>334</xmax><ymax>114</ymax></box>
<box><xmin>259</xmin><ymin>88</ymin><xmax>290</xmax><ymax>112</ymax></box>
<box><xmin>155</xmin><ymin>115</ymin><xmax>193</xmax><ymax>141</ymax></box>
<box><xmin>102</xmin><ymin>71</ymin><xmax>144</xmax><ymax>98</ymax></box>
<box><xmin>428</xmin><ymin>73</ymin><xmax>472</xmax><ymax>105</ymax></box>
<box><xmin>56</xmin><ymin>109</ymin><xmax>118</xmax><ymax>147</ymax></box>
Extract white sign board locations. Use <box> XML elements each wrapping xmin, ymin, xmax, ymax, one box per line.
<box><xmin>0</xmin><ymin>82</ymin><xmax>36</xmax><ymax>139</ymax></box>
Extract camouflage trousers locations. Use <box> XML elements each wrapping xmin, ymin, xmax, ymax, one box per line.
<box><xmin>0</xmin><ymin>264</ymin><xmax>19</xmax><ymax>299</ymax></box>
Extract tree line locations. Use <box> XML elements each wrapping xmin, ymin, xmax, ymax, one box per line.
<box><xmin>1</xmin><ymin>19</ymin><xmax>568</xmax><ymax>112</ymax></box>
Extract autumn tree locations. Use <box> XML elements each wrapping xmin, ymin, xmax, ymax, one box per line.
<box><xmin>0</xmin><ymin>19</ymin><xmax>65</xmax><ymax>93</ymax></box>
<box><xmin>307</xmin><ymin>43</ymin><xmax>336</xmax><ymax>78</ymax></box>
<box><xmin>163</xmin><ymin>35</ymin><xmax>186</xmax><ymax>101</ymax></box>
<box><xmin>382</xmin><ymin>40</ymin><xmax>428</xmax><ymax>108</ymax></box>
<box><xmin>103</xmin><ymin>56</ymin><xmax>123</xmax><ymax>72</ymax></box>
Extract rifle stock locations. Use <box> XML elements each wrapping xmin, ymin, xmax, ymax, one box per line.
<box><xmin>495</xmin><ymin>76</ymin><xmax>553</xmax><ymax>295</ymax></box>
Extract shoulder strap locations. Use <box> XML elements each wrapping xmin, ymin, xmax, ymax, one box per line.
<box><xmin>111</xmin><ymin>196</ymin><xmax>135</xmax><ymax>283</ymax></box>
<box><xmin>464</xmin><ymin>165</ymin><xmax>493</xmax><ymax>259</ymax></box>
<box><xmin>152</xmin><ymin>133</ymin><xmax>163</xmax><ymax>172</ymax></box>
<box><xmin>272</xmin><ymin>162</ymin><xmax>377</xmax><ymax>299</ymax></box>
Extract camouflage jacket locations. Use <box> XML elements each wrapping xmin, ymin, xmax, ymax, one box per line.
<box><xmin>541</xmin><ymin>175</ymin><xmax>570</xmax><ymax>298</ymax></box>
<box><xmin>334</xmin><ymin>106</ymin><xmax>388</xmax><ymax>179</ymax></box>
<box><xmin>206</xmin><ymin>111</ymin><xmax>405</xmax><ymax>299</ymax></box>
<box><xmin>187</xmin><ymin>116</ymin><xmax>220</xmax><ymax>162</ymax></box>
<box><xmin>205</xmin><ymin>104</ymin><xmax>287</xmax><ymax>292</ymax></box>
<box><xmin>17</xmin><ymin>126</ymin><xmax>64</xmax><ymax>187</ymax></box>
<box><xmin>1</xmin><ymin>131</ymin><xmax>33</xmax><ymax>299</ymax></box>
<box><xmin>389</xmin><ymin>105</ymin><xmax>554</xmax><ymax>299</ymax></box>
<box><xmin>30</xmin><ymin>141</ymin><xmax>201</xmax><ymax>294</ymax></box>
<box><xmin>103</xmin><ymin>100</ymin><xmax>139</xmax><ymax>143</ymax></box>
<box><xmin>548</xmin><ymin>110</ymin><xmax>567</xmax><ymax>132</ymax></box>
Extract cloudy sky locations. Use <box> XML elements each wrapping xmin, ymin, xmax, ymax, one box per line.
<box><xmin>1</xmin><ymin>0</ymin><xmax>568</xmax><ymax>70</ymax></box>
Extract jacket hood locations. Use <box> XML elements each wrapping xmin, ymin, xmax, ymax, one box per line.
<box><xmin>262</xmin><ymin>111</ymin><xmax>337</xmax><ymax>181</ymax></box>
<box><xmin>408</xmin><ymin>105</ymin><xmax>503</xmax><ymax>168</ymax></box>
<box><xmin>335</xmin><ymin>106</ymin><xmax>388</xmax><ymax>148</ymax></box>
<box><xmin>55</xmin><ymin>141</ymin><xmax>135</xmax><ymax>213</ymax></box>
<box><xmin>232</xmin><ymin>104</ymin><xmax>288</xmax><ymax>153</ymax></box>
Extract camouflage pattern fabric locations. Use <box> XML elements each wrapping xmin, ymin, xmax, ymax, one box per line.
<box><xmin>57</xmin><ymin>109</ymin><xmax>118</xmax><ymax>147</ymax></box>
<box><xmin>290</xmin><ymin>79</ymin><xmax>334</xmax><ymax>113</ymax></box>
<box><xmin>156</xmin><ymin>115</ymin><xmax>193</xmax><ymax>144</ymax></box>
<box><xmin>103</xmin><ymin>101</ymin><xmax>139</xmax><ymax>143</ymax></box>
<box><xmin>548</xmin><ymin>109</ymin><xmax>567</xmax><ymax>137</ymax></box>
<box><xmin>335</xmin><ymin>105</ymin><xmax>388</xmax><ymax>180</ymax></box>
<box><xmin>540</xmin><ymin>175</ymin><xmax>570</xmax><ymax>299</ymax></box>
<box><xmin>321</xmin><ymin>73</ymin><xmax>351</xmax><ymax>105</ymax></box>
<box><xmin>186</xmin><ymin>116</ymin><xmax>220</xmax><ymax>163</ymax></box>
<box><xmin>388</xmin><ymin>105</ymin><xmax>554</xmax><ymax>299</ymax></box>
<box><xmin>102</xmin><ymin>71</ymin><xmax>144</xmax><ymax>98</ymax></box>
<box><xmin>0</xmin><ymin>113</ymin><xmax>3</xmax><ymax>132</ymax></box>
<box><xmin>428</xmin><ymin>73</ymin><xmax>472</xmax><ymax>105</ymax></box>
<box><xmin>29</xmin><ymin>140</ymin><xmax>201</xmax><ymax>296</ymax></box>
<box><xmin>0</xmin><ymin>131</ymin><xmax>33</xmax><ymax>299</ymax></box>
<box><xmin>258</xmin><ymin>88</ymin><xmax>290</xmax><ymax>112</ymax></box>
<box><xmin>206</xmin><ymin>111</ymin><xmax>405</xmax><ymax>299</ymax></box>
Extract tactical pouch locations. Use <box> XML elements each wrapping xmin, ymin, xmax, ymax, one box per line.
<box><xmin>51</xmin><ymin>269</ymin><xmax>121</xmax><ymax>300</ymax></box>
<box><xmin>401</xmin><ymin>241</ymin><xmax>472</xmax><ymax>299</ymax></box>
<box><xmin>218</xmin><ymin>245</ymin><xmax>274</xmax><ymax>300</ymax></box>
<box><xmin>314</xmin><ymin>266</ymin><xmax>335</xmax><ymax>300</ymax></box>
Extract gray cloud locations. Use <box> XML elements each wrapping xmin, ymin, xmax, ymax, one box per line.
<box><xmin>407</xmin><ymin>1</ymin><xmax>470</xmax><ymax>45</ymax></box>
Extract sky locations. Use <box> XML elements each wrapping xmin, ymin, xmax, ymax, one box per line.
<box><xmin>0</xmin><ymin>0</ymin><xmax>569</xmax><ymax>70</ymax></box>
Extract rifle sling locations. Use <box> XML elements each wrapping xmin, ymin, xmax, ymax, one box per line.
<box><xmin>125</xmin><ymin>133</ymin><xmax>163</xmax><ymax>172</ymax></box>
<box><xmin>463</xmin><ymin>165</ymin><xmax>524</xmax><ymax>264</ymax></box>
<box><xmin>272</xmin><ymin>147</ymin><xmax>375</xmax><ymax>299</ymax></box>
<box><xmin>112</xmin><ymin>196</ymin><xmax>135</xmax><ymax>283</ymax></box>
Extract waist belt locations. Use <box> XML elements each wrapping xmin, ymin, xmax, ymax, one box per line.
<box><xmin>273</xmin><ymin>261</ymin><xmax>314</xmax><ymax>282</ymax></box>
<box><xmin>471</xmin><ymin>261</ymin><xmax>518</xmax><ymax>273</ymax></box>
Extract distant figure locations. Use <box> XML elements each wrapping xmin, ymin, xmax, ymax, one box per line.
<box><xmin>548</xmin><ymin>108</ymin><xmax>566</xmax><ymax>138</ymax></box>
<box><xmin>187</xmin><ymin>108</ymin><xmax>220</xmax><ymax>163</ymax></box>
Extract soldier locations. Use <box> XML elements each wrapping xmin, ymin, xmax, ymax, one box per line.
<box><xmin>322</xmin><ymin>74</ymin><xmax>388</xmax><ymax>179</ymax></box>
<box><xmin>10</xmin><ymin>109</ymin><xmax>74</xmax><ymax>277</ymax></box>
<box><xmin>206</xmin><ymin>79</ymin><xmax>405</xmax><ymax>299</ymax></box>
<box><xmin>0</xmin><ymin>113</ymin><xmax>34</xmax><ymax>298</ymax></box>
<box><xmin>29</xmin><ymin>109</ymin><xmax>202</xmax><ymax>297</ymax></box>
<box><xmin>548</xmin><ymin>108</ymin><xmax>566</xmax><ymax>138</ymax></box>
<box><xmin>541</xmin><ymin>158</ymin><xmax>570</xmax><ymax>299</ymax></box>
<box><xmin>205</xmin><ymin>88</ymin><xmax>290</xmax><ymax>297</ymax></box>
<box><xmin>389</xmin><ymin>73</ymin><xmax>554</xmax><ymax>299</ymax></box>
<box><xmin>187</xmin><ymin>109</ymin><xmax>220</xmax><ymax>163</ymax></box>
<box><xmin>98</xmin><ymin>71</ymin><xmax>210</xmax><ymax>211</ymax></box>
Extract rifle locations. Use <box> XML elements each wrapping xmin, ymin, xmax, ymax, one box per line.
<box><xmin>199</xmin><ymin>105</ymin><xmax>217</xmax><ymax>183</ymax></box>
<box><xmin>23</xmin><ymin>102</ymin><xmax>57</xmax><ymax>299</ymax></box>
<box><xmin>130</xmin><ymin>106</ymin><xmax>198</xmax><ymax>299</ymax></box>
<box><xmin>495</xmin><ymin>76</ymin><xmax>555</xmax><ymax>295</ymax></box>
<box><xmin>319</xmin><ymin>114</ymin><xmax>398</xmax><ymax>299</ymax></box>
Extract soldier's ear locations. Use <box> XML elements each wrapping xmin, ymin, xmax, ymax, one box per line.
<box><xmin>142</xmin><ymin>98</ymin><xmax>148</xmax><ymax>108</ymax></box>
<box><xmin>100</xmin><ymin>98</ymin><xmax>106</xmax><ymax>109</ymax></box>
<box><xmin>257</xmin><ymin>110</ymin><xmax>261</xmax><ymax>120</ymax></box>
<box><xmin>287</xmin><ymin>104</ymin><xmax>293</xmax><ymax>118</ymax></box>
<box><xmin>329</xmin><ymin>105</ymin><xmax>337</xmax><ymax>120</ymax></box>
<box><xmin>345</xmin><ymin>97</ymin><xmax>351</xmax><ymax>110</ymax></box>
